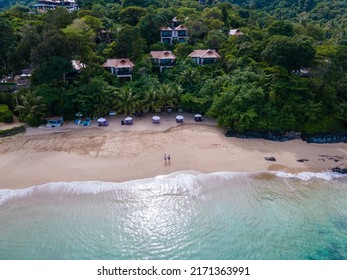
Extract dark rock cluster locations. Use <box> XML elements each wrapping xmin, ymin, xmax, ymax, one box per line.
<box><xmin>301</xmin><ymin>132</ymin><xmax>347</xmax><ymax>144</ymax></box>
<box><xmin>226</xmin><ymin>130</ymin><xmax>347</xmax><ymax>144</ymax></box>
<box><xmin>331</xmin><ymin>164</ymin><xmax>347</xmax><ymax>174</ymax></box>
<box><xmin>225</xmin><ymin>130</ymin><xmax>301</xmax><ymax>142</ymax></box>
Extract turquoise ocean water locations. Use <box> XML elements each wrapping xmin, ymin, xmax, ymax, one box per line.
<box><xmin>0</xmin><ymin>171</ymin><xmax>346</xmax><ymax>260</ymax></box>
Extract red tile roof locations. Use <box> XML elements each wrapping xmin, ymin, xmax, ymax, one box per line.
<box><xmin>188</xmin><ymin>49</ymin><xmax>220</xmax><ymax>59</ymax></box>
<box><xmin>175</xmin><ymin>24</ymin><xmax>188</xmax><ymax>31</ymax></box>
<box><xmin>150</xmin><ymin>51</ymin><xmax>176</xmax><ymax>60</ymax></box>
<box><xmin>160</xmin><ymin>26</ymin><xmax>173</xmax><ymax>31</ymax></box>
<box><xmin>102</xmin><ymin>59</ymin><xmax>135</xmax><ymax>68</ymax></box>
<box><xmin>71</xmin><ymin>60</ymin><xmax>86</xmax><ymax>71</ymax></box>
<box><xmin>160</xmin><ymin>25</ymin><xmax>188</xmax><ymax>31</ymax></box>
<box><xmin>229</xmin><ymin>29</ymin><xmax>244</xmax><ymax>36</ymax></box>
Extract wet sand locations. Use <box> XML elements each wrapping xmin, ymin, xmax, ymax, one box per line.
<box><xmin>0</xmin><ymin>114</ymin><xmax>346</xmax><ymax>189</ymax></box>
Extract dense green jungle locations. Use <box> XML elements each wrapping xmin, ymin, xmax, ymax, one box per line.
<box><xmin>0</xmin><ymin>0</ymin><xmax>346</xmax><ymax>132</ymax></box>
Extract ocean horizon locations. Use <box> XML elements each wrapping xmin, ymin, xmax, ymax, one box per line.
<box><xmin>0</xmin><ymin>171</ymin><xmax>346</xmax><ymax>260</ymax></box>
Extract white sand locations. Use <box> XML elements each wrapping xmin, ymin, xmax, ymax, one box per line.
<box><xmin>0</xmin><ymin>114</ymin><xmax>346</xmax><ymax>189</ymax></box>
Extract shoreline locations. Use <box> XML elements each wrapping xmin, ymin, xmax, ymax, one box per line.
<box><xmin>1</xmin><ymin>114</ymin><xmax>346</xmax><ymax>190</ymax></box>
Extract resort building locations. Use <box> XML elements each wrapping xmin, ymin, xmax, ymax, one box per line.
<box><xmin>34</xmin><ymin>0</ymin><xmax>79</xmax><ymax>13</ymax></box>
<box><xmin>188</xmin><ymin>49</ymin><xmax>221</xmax><ymax>65</ymax></box>
<box><xmin>160</xmin><ymin>17</ymin><xmax>188</xmax><ymax>45</ymax></box>
<box><xmin>102</xmin><ymin>59</ymin><xmax>135</xmax><ymax>80</ymax></box>
<box><xmin>229</xmin><ymin>29</ymin><xmax>244</xmax><ymax>36</ymax></box>
<box><xmin>150</xmin><ymin>51</ymin><xmax>176</xmax><ymax>72</ymax></box>
<box><xmin>65</xmin><ymin>60</ymin><xmax>86</xmax><ymax>79</ymax></box>
<box><xmin>71</xmin><ymin>60</ymin><xmax>86</xmax><ymax>72</ymax></box>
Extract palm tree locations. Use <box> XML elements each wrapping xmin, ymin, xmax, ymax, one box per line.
<box><xmin>15</xmin><ymin>92</ymin><xmax>46</xmax><ymax>125</ymax></box>
<box><xmin>93</xmin><ymin>88</ymin><xmax>114</xmax><ymax>117</ymax></box>
<box><xmin>114</xmin><ymin>87</ymin><xmax>140</xmax><ymax>116</ymax></box>
<box><xmin>144</xmin><ymin>87</ymin><xmax>160</xmax><ymax>113</ymax></box>
<box><xmin>156</xmin><ymin>83</ymin><xmax>183</xmax><ymax>112</ymax></box>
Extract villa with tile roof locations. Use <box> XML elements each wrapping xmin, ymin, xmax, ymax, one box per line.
<box><xmin>188</xmin><ymin>49</ymin><xmax>221</xmax><ymax>65</ymax></box>
<box><xmin>150</xmin><ymin>51</ymin><xmax>176</xmax><ymax>71</ymax></box>
<box><xmin>102</xmin><ymin>59</ymin><xmax>135</xmax><ymax>80</ymax></box>
<box><xmin>160</xmin><ymin>17</ymin><xmax>188</xmax><ymax>45</ymax></box>
<box><xmin>160</xmin><ymin>25</ymin><xmax>189</xmax><ymax>45</ymax></box>
<box><xmin>71</xmin><ymin>60</ymin><xmax>86</xmax><ymax>72</ymax></box>
<box><xmin>229</xmin><ymin>29</ymin><xmax>244</xmax><ymax>36</ymax></box>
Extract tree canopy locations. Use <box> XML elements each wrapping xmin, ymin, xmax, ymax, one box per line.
<box><xmin>0</xmin><ymin>0</ymin><xmax>346</xmax><ymax>131</ymax></box>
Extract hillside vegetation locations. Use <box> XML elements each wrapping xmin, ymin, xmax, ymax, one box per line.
<box><xmin>0</xmin><ymin>0</ymin><xmax>346</xmax><ymax>132</ymax></box>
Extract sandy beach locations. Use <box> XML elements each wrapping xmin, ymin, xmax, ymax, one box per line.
<box><xmin>0</xmin><ymin>113</ymin><xmax>346</xmax><ymax>189</ymax></box>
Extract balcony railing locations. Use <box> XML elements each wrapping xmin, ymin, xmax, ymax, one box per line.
<box><xmin>160</xmin><ymin>59</ymin><xmax>175</xmax><ymax>66</ymax></box>
<box><xmin>116</xmin><ymin>68</ymin><xmax>133</xmax><ymax>75</ymax></box>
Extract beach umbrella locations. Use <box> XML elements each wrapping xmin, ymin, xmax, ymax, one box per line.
<box><xmin>97</xmin><ymin>118</ymin><xmax>106</xmax><ymax>122</ymax></box>
<box><xmin>194</xmin><ymin>114</ymin><xmax>202</xmax><ymax>118</ymax></box>
<box><xmin>152</xmin><ymin>116</ymin><xmax>160</xmax><ymax>121</ymax></box>
<box><xmin>176</xmin><ymin>115</ymin><xmax>184</xmax><ymax>120</ymax></box>
<box><xmin>125</xmin><ymin>117</ymin><xmax>132</xmax><ymax>121</ymax></box>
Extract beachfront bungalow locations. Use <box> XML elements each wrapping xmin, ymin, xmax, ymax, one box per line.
<box><xmin>150</xmin><ymin>51</ymin><xmax>176</xmax><ymax>72</ymax></box>
<box><xmin>34</xmin><ymin>0</ymin><xmax>79</xmax><ymax>13</ymax></box>
<box><xmin>188</xmin><ymin>49</ymin><xmax>221</xmax><ymax>65</ymax></box>
<box><xmin>102</xmin><ymin>59</ymin><xmax>135</xmax><ymax>80</ymax></box>
<box><xmin>229</xmin><ymin>29</ymin><xmax>244</xmax><ymax>36</ymax></box>
<box><xmin>160</xmin><ymin>18</ymin><xmax>189</xmax><ymax>45</ymax></box>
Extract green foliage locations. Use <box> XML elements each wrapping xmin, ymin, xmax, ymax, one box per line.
<box><xmin>0</xmin><ymin>125</ymin><xmax>26</xmax><ymax>138</ymax></box>
<box><xmin>186</xmin><ymin>19</ymin><xmax>209</xmax><ymax>44</ymax></box>
<box><xmin>0</xmin><ymin>0</ymin><xmax>346</xmax><ymax>133</ymax></box>
<box><xmin>62</xmin><ymin>18</ymin><xmax>97</xmax><ymax>62</ymax></box>
<box><xmin>0</xmin><ymin>92</ymin><xmax>14</xmax><ymax>109</ymax></box>
<box><xmin>267</xmin><ymin>20</ymin><xmax>294</xmax><ymax>37</ymax></box>
<box><xmin>114</xmin><ymin>86</ymin><xmax>140</xmax><ymax>116</ymax></box>
<box><xmin>205</xmin><ymin>30</ymin><xmax>228</xmax><ymax>50</ymax></box>
<box><xmin>0</xmin><ymin>110</ymin><xmax>14</xmax><ymax>123</ymax></box>
<box><xmin>15</xmin><ymin>92</ymin><xmax>46</xmax><ymax>126</ymax></box>
<box><xmin>173</xmin><ymin>43</ymin><xmax>194</xmax><ymax>58</ymax></box>
<box><xmin>72</xmin><ymin>76</ymin><xmax>113</xmax><ymax>117</ymax></box>
<box><xmin>113</xmin><ymin>25</ymin><xmax>147</xmax><ymax>60</ymax></box>
<box><xmin>119</xmin><ymin>6</ymin><xmax>146</xmax><ymax>26</ymax></box>
<box><xmin>262</xmin><ymin>35</ymin><xmax>315</xmax><ymax>70</ymax></box>
<box><xmin>31</xmin><ymin>57</ymin><xmax>73</xmax><ymax>86</ymax></box>
<box><xmin>0</xmin><ymin>104</ymin><xmax>9</xmax><ymax>113</ymax></box>
<box><xmin>208</xmin><ymin>74</ymin><xmax>266</xmax><ymax>130</ymax></box>
<box><xmin>30</xmin><ymin>30</ymin><xmax>73</xmax><ymax>65</ymax></box>
<box><xmin>0</xmin><ymin>17</ymin><xmax>15</xmax><ymax>74</ymax></box>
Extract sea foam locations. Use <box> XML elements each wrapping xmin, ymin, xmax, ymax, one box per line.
<box><xmin>274</xmin><ymin>171</ymin><xmax>345</xmax><ymax>181</ymax></box>
<box><xmin>0</xmin><ymin>171</ymin><xmax>345</xmax><ymax>206</ymax></box>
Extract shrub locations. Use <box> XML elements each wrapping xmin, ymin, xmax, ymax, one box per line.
<box><xmin>0</xmin><ymin>104</ymin><xmax>9</xmax><ymax>114</ymax></box>
<box><xmin>0</xmin><ymin>104</ymin><xmax>13</xmax><ymax>123</ymax></box>
<box><xmin>0</xmin><ymin>125</ymin><xmax>26</xmax><ymax>138</ymax></box>
<box><xmin>27</xmin><ymin>116</ymin><xmax>43</xmax><ymax>127</ymax></box>
<box><xmin>2</xmin><ymin>111</ymin><xmax>13</xmax><ymax>123</ymax></box>
<box><xmin>0</xmin><ymin>92</ymin><xmax>13</xmax><ymax>108</ymax></box>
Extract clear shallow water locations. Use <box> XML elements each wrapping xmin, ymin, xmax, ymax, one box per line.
<box><xmin>0</xmin><ymin>172</ymin><xmax>346</xmax><ymax>260</ymax></box>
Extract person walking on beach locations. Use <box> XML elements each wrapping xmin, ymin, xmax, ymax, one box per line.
<box><xmin>168</xmin><ymin>154</ymin><xmax>171</xmax><ymax>165</ymax></box>
<box><xmin>164</xmin><ymin>154</ymin><xmax>167</xmax><ymax>163</ymax></box>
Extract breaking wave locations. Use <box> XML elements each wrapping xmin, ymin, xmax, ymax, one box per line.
<box><xmin>0</xmin><ymin>171</ymin><xmax>345</xmax><ymax>206</ymax></box>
